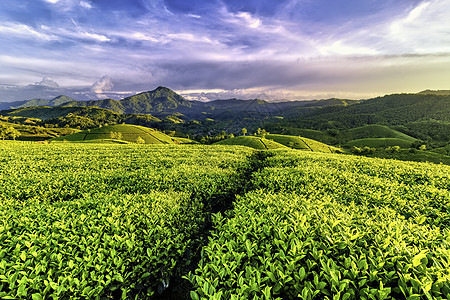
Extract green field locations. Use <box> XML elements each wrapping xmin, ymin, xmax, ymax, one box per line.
<box><xmin>342</xmin><ymin>125</ymin><xmax>418</xmax><ymax>142</ymax></box>
<box><xmin>51</xmin><ymin>124</ymin><xmax>176</xmax><ymax>144</ymax></box>
<box><xmin>265</xmin><ymin>134</ymin><xmax>339</xmax><ymax>153</ymax></box>
<box><xmin>215</xmin><ymin>136</ymin><xmax>288</xmax><ymax>150</ymax></box>
<box><xmin>0</xmin><ymin>142</ymin><xmax>449</xmax><ymax>299</ymax></box>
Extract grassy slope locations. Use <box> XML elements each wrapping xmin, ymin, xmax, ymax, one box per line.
<box><xmin>342</xmin><ymin>124</ymin><xmax>417</xmax><ymax>142</ymax></box>
<box><xmin>265</xmin><ymin>134</ymin><xmax>338</xmax><ymax>153</ymax></box>
<box><xmin>215</xmin><ymin>136</ymin><xmax>288</xmax><ymax>150</ymax></box>
<box><xmin>432</xmin><ymin>143</ymin><xmax>450</xmax><ymax>156</ymax></box>
<box><xmin>346</xmin><ymin>138</ymin><xmax>414</xmax><ymax>148</ymax></box>
<box><xmin>51</xmin><ymin>124</ymin><xmax>175</xmax><ymax>144</ymax></box>
<box><xmin>282</xmin><ymin>128</ymin><xmax>335</xmax><ymax>143</ymax></box>
<box><xmin>0</xmin><ymin>120</ymin><xmax>79</xmax><ymax>141</ymax></box>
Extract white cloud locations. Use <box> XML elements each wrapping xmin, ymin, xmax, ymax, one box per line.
<box><xmin>0</xmin><ymin>22</ymin><xmax>57</xmax><ymax>41</ymax></box>
<box><xmin>35</xmin><ymin>77</ymin><xmax>59</xmax><ymax>88</ymax></box>
<box><xmin>91</xmin><ymin>75</ymin><xmax>113</xmax><ymax>93</ymax></box>
<box><xmin>79</xmin><ymin>1</ymin><xmax>92</xmax><ymax>9</ymax></box>
<box><xmin>236</xmin><ymin>12</ymin><xmax>261</xmax><ymax>29</ymax></box>
<box><xmin>318</xmin><ymin>40</ymin><xmax>379</xmax><ymax>56</ymax></box>
<box><xmin>387</xmin><ymin>0</ymin><xmax>450</xmax><ymax>53</ymax></box>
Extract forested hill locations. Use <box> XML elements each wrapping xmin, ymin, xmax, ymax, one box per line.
<box><xmin>268</xmin><ymin>93</ymin><xmax>450</xmax><ymax>145</ymax></box>
<box><xmin>61</xmin><ymin>86</ymin><xmax>192</xmax><ymax>114</ymax></box>
<box><xmin>279</xmin><ymin>93</ymin><xmax>450</xmax><ymax>129</ymax></box>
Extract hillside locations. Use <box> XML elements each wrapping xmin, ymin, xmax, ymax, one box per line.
<box><xmin>341</xmin><ymin>124</ymin><xmax>417</xmax><ymax>142</ymax></box>
<box><xmin>215</xmin><ymin>136</ymin><xmax>288</xmax><ymax>150</ymax></box>
<box><xmin>51</xmin><ymin>124</ymin><xmax>176</xmax><ymax>144</ymax></box>
<box><xmin>0</xmin><ymin>119</ymin><xmax>78</xmax><ymax>141</ymax></box>
<box><xmin>271</xmin><ymin>93</ymin><xmax>450</xmax><ymax>145</ymax></box>
<box><xmin>264</xmin><ymin>134</ymin><xmax>339</xmax><ymax>153</ymax></box>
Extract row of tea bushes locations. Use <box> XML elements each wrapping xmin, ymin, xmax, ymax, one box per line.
<box><xmin>191</xmin><ymin>150</ymin><xmax>450</xmax><ymax>299</ymax></box>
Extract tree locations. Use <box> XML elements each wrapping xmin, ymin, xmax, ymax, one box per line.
<box><xmin>136</xmin><ymin>136</ymin><xmax>145</xmax><ymax>144</ymax></box>
<box><xmin>110</xmin><ymin>132</ymin><xmax>123</xmax><ymax>140</ymax></box>
<box><xmin>241</xmin><ymin>128</ymin><xmax>247</xmax><ymax>136</ymax></box>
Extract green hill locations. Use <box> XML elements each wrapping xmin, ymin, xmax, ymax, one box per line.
<box><xmin>277</xmin><ymin>94</ymin><xmax>450</xmax><ymax>143</ymax></box>
<box><xmin>1</xmin><ymin>106</ymin><xmax>120</xmax><ymax>121</ymax></box>
<box><xmin>51</xmin><ymin>124</ymin><xmax>175</xmax><ymax>144</ymax></box>
<box><xmin>431</xmin><ymin>143</ymin><xmax>450</xmax><ymax>156</ymax></box>
<box><xmin>346</xmin><ymin>138</ymin><xmax>414</xmax><ymax>148</ymax></box>
<box><xmin>264</xmin><ymin>134</ymin><xmax>339</xmax><ymax>153</ymax></box>
<box><xmin>342</xmin><ymin>125</ymin><xmax>417</xmax><ymax>142</ymax></box>
<box><xmin>61</xmin><ymin>86</ymin><xmax>192</xmax><ymax>115</ymax></box>
<box><xmin>215</xmin><ymin>136</ymin><xmax>288</xmax><ymax>150</ymax></box>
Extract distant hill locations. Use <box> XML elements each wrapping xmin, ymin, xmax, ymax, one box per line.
<box><xmin>419</xmin><ymin>89</ymin><xmax>450</xmax><ymax>96</ymax></box>
<box><xmin>51</xmin><ymin>124</ymin><xmax>176</xmax><ymax>144</ymax></box>
<box><xmin>0</xmin><ymin>95</ymin><xmax>76</xmax><ymax>110</ymax></box>
<box><xmin>273</xmin><ymin>93</ymin><xmax>450</xmax><ymax>144</ymax></box>
<box><xmin>0</xmin><ymin>86</ymin><xmax>360</xmax><ymax>121</ymax></box>
<box><xmin>0</xmin><ymin>106</ymin><xmax>120</xmax><ymax>120</ymax></box>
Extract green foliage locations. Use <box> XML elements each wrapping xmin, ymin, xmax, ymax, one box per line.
<box><xmin>1</xmin><ymin>142</ymin><xmax>449</xmax><ymax>299</ymax></box>
<box><xmin>109</xmin><ymin>131</ymin><xmax>123</xmax><ymax>140</ymax></box>
<box><xmin>135</xmin><ymin>136</ymin><xmax>145</xmax><ymax>144</ymax></box>
<box><xmin>0</xmin><ymin>143</ymin><xmax>252</xmax><ymax>298</ymax></box>
<box><xmin>191</xmin><ymin>149</ymin><xmax>450</xmax><ymax>299</ymax></box>
<box><xmin>386</xmin><ymin>146</ymin><xmax>401</xmax><ymax>153</ymax></box>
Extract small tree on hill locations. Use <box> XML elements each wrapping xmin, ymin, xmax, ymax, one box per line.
<box><xmin>110</xmin><ymin>132</ymin><xmax>122</xmax><ymax>140</ymax></box>
<box><xmin>136</xmin><ymin>136</ymin><xmax>145</xmax><ymax>144</ymax></box>
<box><xmin>241</xmin><ymin>128</ymin><xmax>247</xmax><ymax>136</ymax></box>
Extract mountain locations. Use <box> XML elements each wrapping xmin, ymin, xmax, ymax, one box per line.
<box><xmin>0</xmin><ymin>95</ymin><xmax>76</xmax><ymax>110</ymax></box>
<box><xmin>0</xmin><ymin>86</ymin><xmax>359</xmax><ymax>120</ymax></box>
<box><xmin>61</xmin><ymin>86</ymin><xmax>192</xmax><ymax>115</ymax></box>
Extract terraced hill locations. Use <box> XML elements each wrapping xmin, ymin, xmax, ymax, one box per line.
<box><xmin>265</xmin><ymin>134</ymin><xmax>339</xmax><ymax>153</ymax></box>
<box><xmin>342</xmin><ymin>125</ymin><xmax>417</xmax><ymax>142</ymax></box>
<box><xmin>215</xmin><ymin>136</ymin><xmax>288</xmax><ymax>150</ymax></box>
<box><xmin>51</xmin><ymin>124</ymin><xmax>175</xmax><ymax>144</ymax></box>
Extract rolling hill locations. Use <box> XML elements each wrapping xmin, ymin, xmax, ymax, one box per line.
<box><xmin>341</xmin><ymin>124</ymin><xmax>417</xmax><ymax>142</ymax></box>
<box><xmin>276</xmin><ymin>93</ymin><xmax>450</xmax><ymax>141</ymax></box>
<box><xmin>215</xmin><ymin>134</ymin><xmax>338</xmax><ymax>152</ymax></box>
<box><xmin>215</xmin><ymin>136</ymin><xmax>288</xmax><ymax>150</ymax></box>
<box><xmin>51</xmin><ymin>124</ymin><xmax>176</xmax><ymax>144</ymax></box>
<box><xmin>264</xmin><ymin>134</ymin><xmax>339</xmax><ymax>153</ymax></box>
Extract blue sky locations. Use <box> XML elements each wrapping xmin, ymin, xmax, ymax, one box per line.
<box><xmin>0</xmin><ymin>0</ymin><xmax>449</xmax><ymax>101</ymax></box>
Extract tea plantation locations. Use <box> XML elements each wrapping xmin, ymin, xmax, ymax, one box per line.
<box><xmin>0</xmin><ymin>142</ymin><xmax>449</xmax><ymax>299</ymax></box>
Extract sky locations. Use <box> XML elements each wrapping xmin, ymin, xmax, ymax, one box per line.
<box><xmin>0</xmin><ymin>0</ymin><xmax>450</xmax><ymax>101</ymax></box>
